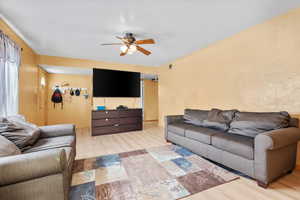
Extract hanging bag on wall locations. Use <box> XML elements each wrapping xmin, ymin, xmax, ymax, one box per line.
<box><xmin>75</xmin><ymin>88</ymin><xmax>81</xmax><ymax>96</ymax></box>
<box><xmin>51</xmin><ymin>87</ymin><xmax>63</xmax><ymax>109</ymax></box>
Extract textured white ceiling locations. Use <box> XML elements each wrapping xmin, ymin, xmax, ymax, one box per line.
<box><xmin>1</xmin><ymin>0</ymin><xmax>300</xmax><ymax>67</ymax></box>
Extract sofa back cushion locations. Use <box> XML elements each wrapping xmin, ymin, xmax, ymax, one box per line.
<box><xmin>229</xmin><ymin>111</ymin><xmax>290</xmax><ymax>138</ymax></box>
<box><xmin>0</xmin><ymin>135</ymin><xmax>21</xmax><ymax>157</ymax></box>
<box><xmin>202</xmin><ymin>108</ymin><xmax>238</xmax><ymax>131</ymax></box>
<box><xmin>183</xmin><ymin>109</ymin><xmax>209</xmax><ymax>126</ymax></box>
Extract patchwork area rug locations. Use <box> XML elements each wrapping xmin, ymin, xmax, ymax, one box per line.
<box><xmin>70</xmin><ymin>145</ymin><xmax>239</xmax><ymax>200</ymax></box>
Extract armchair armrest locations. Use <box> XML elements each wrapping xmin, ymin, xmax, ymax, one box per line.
<box><xmin>39</xmin><ymin>124</ymin><xmax>75</xmax><ymax>138</ymax></box>
<box><xmin>0</xmin><ymin>149</ymin><xmax>66</xmax><ymax>186</ymax></box>
<box><xmin>255</xmin><ymin>127</ymin><xmax>300</xmax><ymax>150</ymax></box>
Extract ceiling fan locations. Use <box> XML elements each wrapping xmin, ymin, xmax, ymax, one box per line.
<box><xmin>101</xmin><ymin>33</ymin><xmax>155</xmax><ymax>56</ymax></box>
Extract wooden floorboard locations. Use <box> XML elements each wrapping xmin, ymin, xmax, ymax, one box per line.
<box><xmin>76</xmin><ymin>123</ymin><xmax>300</xmax><ymax>200</ymax></box>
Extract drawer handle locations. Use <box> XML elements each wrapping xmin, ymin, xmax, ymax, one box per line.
<box><xmin>105</xmin><ymin>111</ymin><xmax>108</xmax><ymax>114</ymax></box>
<box><xmin>114</xmin><ymin>124</ymin><xmax>119</xmax><ymax>126</ymax></box>
<box><xmin>105</xmin><ymin>118</ymin><xmax>108</xmax><ymax>121</ymax></box>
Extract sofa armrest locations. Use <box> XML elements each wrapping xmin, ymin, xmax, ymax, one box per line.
<box><xmin>39</xmin><ymin>124</ymin><xmax>75</xmax><ymax>138</ymax></box>
<box><xmin>255</xmin><ymin>127</ymin><xmax>300</xmax><ymax>150</ymax></box>
<box><xmin>165</xmin><ymin>115</ymin><xmax>184</xmax><ymax>125</ymax></box>
<box><xmin>254</xmin><ymin>127</ymin><xmax>300</xmax><ymax>184</ymax></box>
<box><xmin>0</xmin><ymin>149</ymin><xmax>66</xmax><ymax>186</ymax></box>
<box><xmin>164</xmin><ymin>115</ymin><xmax>184</xmax><ymax>139</ymax></box>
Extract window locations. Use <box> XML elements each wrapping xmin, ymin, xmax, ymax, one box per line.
<box><xmin>0</xmin><ymin>31</ymin><xmax>21</xmax><ymax>117</ymax></box>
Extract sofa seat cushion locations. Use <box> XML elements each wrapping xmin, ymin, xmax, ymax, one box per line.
<box><xmin>24</xmin><ymin>136</ymin><xmax>75</xmax><ymax>153</ymax></box>
<box><xmin>185</xmin><ymin>126</ymin><xmax>224</xmax><ymax>144</ymax></box>
<box><xmin>168</xmin><ymin>123</ymin><xmax>192</xmax><ymax>136</ymax></box>
<box><xmin>211</xmin><ymin>133</ymin><xmax>254</xmax><ymax>160</ymax></box>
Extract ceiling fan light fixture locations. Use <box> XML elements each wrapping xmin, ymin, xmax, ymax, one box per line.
<box><xmin>128</xmin><ymin>45</ymin><xmax>137</xmax><ymax>54</ymax></box>
<box><xmin>120</xmin><ymin>45</ymin><xmax>128</xmax><ymax>53</ymax></box>
<box><xmin>104</xmin><ymin>34</ymin><xmax>154</xmax><ymax>56</ymax></box>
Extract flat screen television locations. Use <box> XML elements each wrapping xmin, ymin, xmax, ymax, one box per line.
<box><xmin>93</xmin><ymin>68</ymin><xmax>141</xmax><ymax>97</ymax></box>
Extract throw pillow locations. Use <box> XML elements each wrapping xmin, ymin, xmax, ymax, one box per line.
<box><xmin>0</xmin><ymin>116</ymin><xmax>40</xmax><ymax>151</ymax></box>
<box><xmin>0</xmin><ymin>118</ymin><xmax>23</xmax><ymax>133</ymax></box>
<box><xmin>0</xmin><ymin>135</ymin><xmax>21</xmax><ymax>157</ymax></box>
<box><xmin>202</xmin><ymin>108</ymin><xmax>238</xmax><ymax>131</ymax></box>
<box><xmin>229</xmin><ymin>111</ymin><xmax>291</xmax><ymax>138</ymax></box>
<box><xmin>183</xmin><ymin>109</ymin><xmax>209</xmax><ymax>126</ymax></box>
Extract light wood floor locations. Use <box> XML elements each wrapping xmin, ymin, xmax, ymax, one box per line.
<box><xmin>76</xmin><ymin>123</ymin><xmax>300</xmax><ymax>200</ymax></box>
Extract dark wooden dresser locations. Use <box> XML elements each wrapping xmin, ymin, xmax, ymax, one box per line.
<box><xmin>92</xmin><ymin>109</ymin><xmax>143</xmax><ymax>136</ymax></box>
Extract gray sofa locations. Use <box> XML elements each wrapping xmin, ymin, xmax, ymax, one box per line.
<box><xmin>0</xmin><ymin>124</ymin><xmax>76</xmax><ymax>200</ymax></box>
<box><xmin>165</xmin><ymin>109</ymin><xmax>300</xmax><ymax>188</ymax></box>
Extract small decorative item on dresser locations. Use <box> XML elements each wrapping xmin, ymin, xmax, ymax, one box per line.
<box><xmin>97</xmin><ymin>106</ymin><xmax>106</xmax><ymax>111</ymax></box>
<box><xmin>116</xmin><ymin>105</ymin><xmax>128</xmax><ymax>110</ymax></box>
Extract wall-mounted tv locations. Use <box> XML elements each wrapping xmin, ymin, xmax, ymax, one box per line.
<box><xmin>93</xmin><ymin>68</ymin><xmax>141</xmax><ymax>97</ymax></box>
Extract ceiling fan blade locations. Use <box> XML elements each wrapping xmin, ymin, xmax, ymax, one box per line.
<box><xmin>136</xmin><ymin>45</ymin><xmax>151</xmax><ymax>55</ymax></box>
<box><xmin>101</xmin><ymin>43</ymin><xmax>123</xmax><ymax>46</ymax></box>
<box><xmin>116</xmin><ymin>36</ymin><xmax>130</xmax><ymax>44</ymax></box>
<box><xmin>135</xmin><ymin>39</ymin><xmax>155</xmax><ymax>45</ymax></box>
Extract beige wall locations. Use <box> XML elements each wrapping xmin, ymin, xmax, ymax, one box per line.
<box><xmin>158</xmin><ymin>8</ymin><xmax>300</xmax><ymax>126</ymax></box>
<box><xmin>37</xmin><ymin>68</ymin><xmax>48</xmax><ymax>125</ymax></box>
<box><xmin>46</xmin><ymin>74</ymin><xmax>92</xmax><ymax>128</ymax></box>
<box><xmin>37</xmin><ymin>55</ymin><xmax>158</xmax><ymax>74</ymax></box>
<box><xmin>0</xmin><ymin>19</ymin><xmax>41</xmax><ymax>125</ymax></box>
<box><xmin>144</xmin><ymin>80</ymin><xmax>158</xmax><ymax>121</ymax></box>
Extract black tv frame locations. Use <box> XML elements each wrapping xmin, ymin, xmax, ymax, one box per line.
<box><xmin>93</xmin><ymin>68</ymin><xmax>141</xmax><ymax>98</ymax></box>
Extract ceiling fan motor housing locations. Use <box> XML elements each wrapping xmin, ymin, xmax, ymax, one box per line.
<box><xmin>125</xmin><ymin>33</ymin><xmax>136</xmax><ymax>43</ymax></box>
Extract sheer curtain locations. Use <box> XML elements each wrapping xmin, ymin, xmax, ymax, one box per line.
<box><xmin>0</xmin><ymin>30</ymin><xmax>21</xmax><ymax>117</ymax></box>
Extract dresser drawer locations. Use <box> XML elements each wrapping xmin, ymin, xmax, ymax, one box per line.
<box><xmin>119</xmin><ymin>109</ymin><xmax>142</xmax><ymax>117</ymax></box>
<box><xmin>119</xmin><ymin>117</ymin><xmax>142</xmax><ymax>125</ymax></box>
<box><xmin>92</xmin><ymin>110</ymin><xmax>119</xmax><ymax>119</ymax></box>
<box><xmin>119</xmin><ymin>124</ymin><xmax>142</xmax><ymax>132</ymax></box>
<box><xmin>93</xmin><ymin>118</ymin><xmax>120</xmax><ymax>127</ymax></box>
<box><xmin>92</xmin><ymin>126</ymin><xmax>120</xmax><ymax>136</ymax></box>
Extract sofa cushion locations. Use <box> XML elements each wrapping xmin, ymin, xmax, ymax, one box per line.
<box><xmin>229</xmin><ymin>111</ymin><xmax>290</xmax><ymax>138</ymax></box>
<box><xmin>0</xmin><ymin>135</ymin><xmax>21</xmax><ymax>157</ymax></box>
<box><xmin>202</xmin><ymin>109</ymin><xmax>238</xmax><ymax>131</ymax></box>
<box><xmin>211</xmin><ymin>133</ymin><xmax>254</xmax><ymax>160</ymax></box>
<box><xmin>168</xmin><ymin>123</ymin><xmax>192</xmax><ymax>136</ymax></box>
<box><xmin>183</xmin><ymin>109</ymin><xmax>209</xmax><ymax>126</ymax></box>
<box><xmin>24</xmin><ymin>136</ymin><xmax>75</xmax><ymax>153</ymax></box>
<box><xmin>185</xmin><ymin>126</ymin><xmax>224</xmax><ymax>144</ymax></box>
